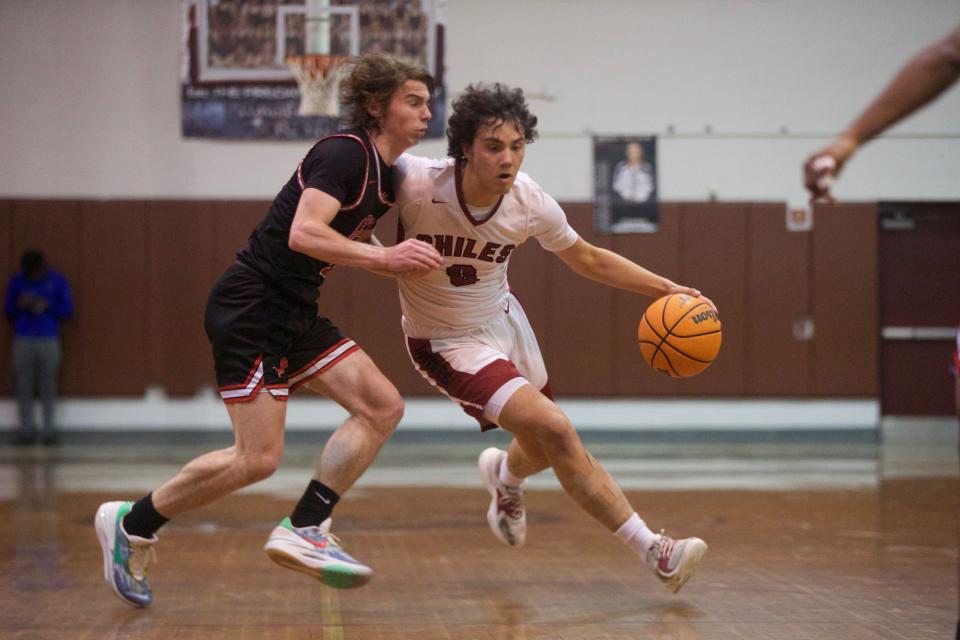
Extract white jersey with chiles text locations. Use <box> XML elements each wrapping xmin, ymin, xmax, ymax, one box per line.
<box><xmin>393</xmin><ymin>154</ymin><xmax>579</xmax><ymax>337</ymax></box>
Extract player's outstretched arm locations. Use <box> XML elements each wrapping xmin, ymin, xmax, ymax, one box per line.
<box><xmin>554</xmin><ymin>238</ymin><xmax>716</xmax><ymax>312</ymax></box>
<box><xmin>804</xmin><ymin>23</ymin><xmax>960</xmax><ymax>202</ymax></box>
<box><xmin>289</xmin><ymin>188</ymin><xmax>443</xmax><ymax>273</ymax></box>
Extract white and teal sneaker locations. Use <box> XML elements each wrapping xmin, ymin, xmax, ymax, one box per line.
<box><xmin>264</xmin><ymin>517</ymin><xmax>373</xmax><ymax>589</ymax></box>
<box><xmin>94</xmin><ymin>501</ymin><xmax>158</xmax><ymax>607</ymax></box>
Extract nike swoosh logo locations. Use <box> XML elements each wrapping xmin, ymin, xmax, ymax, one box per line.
<box><xmin>431</xmin><ymin>197</ymin><xmax>448</xmax><ymax>204</ymax></box>
<box><xmin>314</xmin><ymin>491</ymin><xmax>331</xmax><ymax>504</ymax></box>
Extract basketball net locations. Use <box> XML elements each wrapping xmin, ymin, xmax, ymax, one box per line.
<box><xmin>286</xmin><ymin>54</ymin><xmax>350</xmax><ymax>117</ymax></box>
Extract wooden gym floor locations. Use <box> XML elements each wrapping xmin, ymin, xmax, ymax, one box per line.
<box><xmin>0</xmin><ymin>433</ymin><xmax>957</xmax><ymax>639</ymax></box>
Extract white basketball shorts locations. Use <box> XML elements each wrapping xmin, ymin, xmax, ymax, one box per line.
<box><xmin>403</xmin><ymin>293</ymin><xmax>553</xmax><ymax>430</ymax></box>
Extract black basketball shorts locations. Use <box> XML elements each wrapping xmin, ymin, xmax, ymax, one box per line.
<box><xmin>204</xmin><ymin>262</ymin><xmax>359</xmax><ymax>403</ymax></box>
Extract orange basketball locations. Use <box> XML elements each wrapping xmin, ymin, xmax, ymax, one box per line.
<box><xmin>637</xmin><ymin>294</ymin><xmax>722</xmax><ymax>378</ymax></box>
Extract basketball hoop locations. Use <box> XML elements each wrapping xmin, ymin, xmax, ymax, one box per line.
<box><xmin>285</xmin><ymin>54</ymin><xmax>350</xmax><ymax>117</ymax></box>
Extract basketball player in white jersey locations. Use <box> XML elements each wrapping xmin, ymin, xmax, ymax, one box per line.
<box><xmin>392</xmin><ymin>83</ymin><xmax>714</xmax><ymax>593</ymax></box>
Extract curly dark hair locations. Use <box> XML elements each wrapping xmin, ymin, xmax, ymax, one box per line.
<box><xmin>339</xmin><ymin>54</ymin><xmax>434</xmax><ymax>132</ymax></box>
<box><xmin>446</xmin><ymin>83</ymin><xmax>539</xmax><ymax>159</ymax></box>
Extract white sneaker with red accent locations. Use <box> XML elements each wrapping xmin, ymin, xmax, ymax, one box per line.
<box><xmin>478</xmin><ymin>447</ymin><xmax>526</xmax><ymax>547</ymax></box>
<box><xmin>646</xmin><ymin>531</ymin><xmax>707</xmax><ymax>593</ymax></box>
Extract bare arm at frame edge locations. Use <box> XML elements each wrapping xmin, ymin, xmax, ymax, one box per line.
<box><xmin>804</xmin><ymin>23</ymin><xmax>960</xmax><ymax>202</ymax></box>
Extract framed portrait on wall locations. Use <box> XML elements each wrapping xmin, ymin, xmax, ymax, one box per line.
<box><xmin>593</xmin><ymin>136</ymin><xmax>659</xmax><ymax>233</ymax></box>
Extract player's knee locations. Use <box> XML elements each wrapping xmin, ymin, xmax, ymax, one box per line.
<box><xmin>240</xmin><ymin>449</ymin><xmax>282</xmax><ymax>484</ymax></box>
<box><xmin>385</xmin><ymin>395</ymin><xmax>405</xmax><ymax>430</ymax></box>
<box><xmin>363</xmin><ymin>390</ymin><xmax>404</xmax><ymax>437</ymax></box>
<box><xmin>535</xmin><ymin>411</ymin><xmax>579</xmax><ymax>457</ymax></box>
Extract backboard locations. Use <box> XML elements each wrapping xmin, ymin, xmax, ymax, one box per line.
<box><xmin>187</xmin><ymin>0</ymin><xmax>439</xmax><ymax>84</ymax></box>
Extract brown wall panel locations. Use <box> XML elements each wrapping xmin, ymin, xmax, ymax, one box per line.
<box><xmin>211</xmin><ymin>201</ymin><xmax>269</xmax><ymax>276</ymax></box>
<box><xmin>0</xmin><ymin>201</ymin><xmax>12</xmax><ymax>395</ymax></box>
<box><xmin>76</xmin><ymin>201</ymin><xmax>149</xmax><ymax>394</ymax></box>
<box><xmin>812</xmin><ymin>203</ymin><xmax>878</xmax><ymax>395</ymax></box>
<box><xmin>544</xmin><ymin>205</ymin><xmax>616</xmax><ymax>396</ymax></box>
<box><xmin>747</xmin><ymin>204</ymin><xmax>812</xmax><ymax>395</ymax></box>
<box><xmin>610</xmin><ymin>203</ymin><xmax>682</xmax><ymax>396</ymax></box>
<box><xmin>146</xmin><ymin>201</ymin><xmax>218</xmax><ymax>395</ymax></box>
<box><xmin>11</xmin><ymin>201</ymin><xmax>84</xmax><ymax>394</ymax></box>
<box><xmin>876</xmin><ymin>203</ymin><xmax>960</xmax><ymax>415</ymax></box>
<box><xmin>676</xmin><ymin>203</ymin><xmax>747</xmax><ymax>396</ymax></box>
<box><xmin>0</xmin><ymin>200</ymin><xmax>12</xmax><ymax>272</ymax></box>
<box><xmin>880</xmin><ymin>341</ymin><xmax>955</xmax><ymax>415</ymax></box>
<box><xmin>878</xmin><ymin>204</ymin><xmax>960</xmax><ymax>327</ymax></box>
<box><xmin>0</xmin><ymin>198</ymin><xmax>890</xmax><ymax>400</ymax></box>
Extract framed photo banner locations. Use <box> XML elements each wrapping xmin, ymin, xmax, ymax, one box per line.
<box><xmin>593</xmin><ymin>136</ymin><xmax>659</xmax><ymax>233</ymax></box>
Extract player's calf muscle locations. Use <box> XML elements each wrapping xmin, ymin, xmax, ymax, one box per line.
<box><xmin>549</xmin><ymin>449</ymin><xmax>631</xmax><ymax>529</ymax></box>
<box><xmin>565</xmin><ymin>466</ymin><xmax>632</xmax><ymax>529</ymax></box>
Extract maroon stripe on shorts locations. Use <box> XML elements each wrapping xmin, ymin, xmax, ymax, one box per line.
<box><xmin>407</xmin><ymin>337</ymin><xmax>523</xmax><ymax>415</ymax></box>
<box><xmin>540</xmin><ymin>380</ymin><xmax>554</xmax><ymax>400</ymax></box>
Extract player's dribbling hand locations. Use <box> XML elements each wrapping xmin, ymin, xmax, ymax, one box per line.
<box><xmin>383</xmin><ymin>239</ymin><xmax>444</xmax><ymax>273</ymax></box>
<box><xmin>668</xmin><ymin>285</ymin><xmax>718</xmax><ymax>315</ymax></box>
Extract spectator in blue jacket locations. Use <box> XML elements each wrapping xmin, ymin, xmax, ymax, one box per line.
<box><xmin>4</xmin><ymin>250</ymin><xmax>73</xmax><ymax>445</ymax></box>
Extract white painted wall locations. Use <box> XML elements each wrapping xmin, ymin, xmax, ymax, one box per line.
<box><xmin>1</xmin><ymin>0</ymin><xmax>958</xmax><ymax>205</ymax></box>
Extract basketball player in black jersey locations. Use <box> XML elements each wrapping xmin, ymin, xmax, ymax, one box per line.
<box><xmin>95</xmin><ymin>54</ymin><xmax>444</xmax><ymax>607</ymax></box>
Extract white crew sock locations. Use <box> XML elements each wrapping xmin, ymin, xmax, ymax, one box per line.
<box><xmin>498</xmin><ymin>457</ymin><xmax>525</xmax><ymax>487</ymax></box>
<box><xmin>614</xmin><ymin>512</ymin><xmax>658</xmax><ymax>562</ymax></box>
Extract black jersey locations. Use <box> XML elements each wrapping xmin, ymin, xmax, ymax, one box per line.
<box><xmin>237</xmin><ymin>128</ymin><xmax>396</xmax><ymax>306</ymax></box>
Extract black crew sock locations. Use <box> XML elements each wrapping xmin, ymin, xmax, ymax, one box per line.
<box><xmin>290</xmin><ymin>480</ymin><xmax>340</xmax><ymax>528</ymax></box>
<box><xmin>122</xmin><ymin>493</ymin><xmax>169</xmax><ymax>539</ymax></box>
